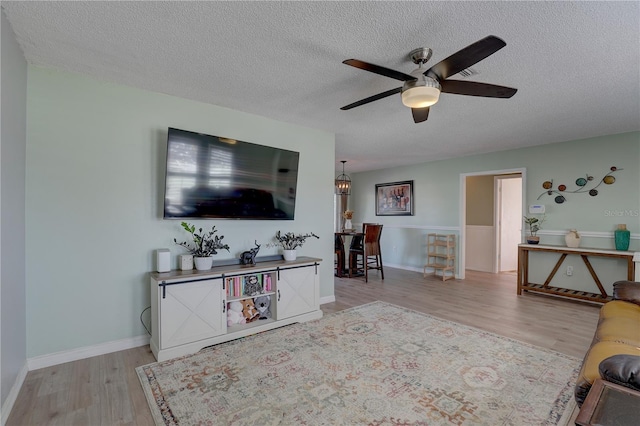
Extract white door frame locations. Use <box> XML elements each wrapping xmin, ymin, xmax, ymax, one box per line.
<box><xmin>494</xmin><ymin>174</ymin><xmax>523</xmax><ymax>273</ymax></box>
<box><xmin>458</xmin><ymin>168</ymin><xmax>527</xmax><ymax>280</ymax></box>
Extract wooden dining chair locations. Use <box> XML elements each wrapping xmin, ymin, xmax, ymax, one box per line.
<box><xmin>334</xmin><ymin>234</ymin><xmax>345</xmax><ymax>277</ymax></box>
<box><xmin>349</xmin><ymin>223</ymin><xmax>384</xmax><ymax>282</ymax></box>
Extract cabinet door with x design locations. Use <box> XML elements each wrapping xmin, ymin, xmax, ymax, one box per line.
<box><xmin>276</xmin><ymin>266</ymin><xmax>319</xmax><ymax>321</ymax></box>
<box><xmin>159</xmin><ymin>279</ymin><xmax>226</xmax><ymax>350</ymax></box>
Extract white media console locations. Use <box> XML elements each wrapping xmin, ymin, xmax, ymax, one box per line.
<box><xmin>149</xmin><ymin>257</ymin><xmax>323</xmax><ymax>361</ymax></box>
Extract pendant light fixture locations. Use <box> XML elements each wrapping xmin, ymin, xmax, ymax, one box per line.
<box><xmin>335</xmin><ymin>160</ymin><xmax>351</xmax><ymax>195</ymax></box>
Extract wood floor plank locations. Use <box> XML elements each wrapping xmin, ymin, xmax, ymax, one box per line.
<box><xmin>6</xmin><ymin>268</ymin><xmax>600</xmax><ymax>425</ymax></box>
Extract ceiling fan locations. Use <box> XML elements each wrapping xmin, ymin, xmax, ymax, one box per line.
<box><xmin>340</xmin><ymin>35</ymin><xmax>517</xmax><ymax>123</ymax></box>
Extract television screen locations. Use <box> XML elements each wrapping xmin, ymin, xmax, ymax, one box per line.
<box><xmin>163</xmin><ymin>128</ymin><xmax>299</xmax><ymax>220</ymax></box>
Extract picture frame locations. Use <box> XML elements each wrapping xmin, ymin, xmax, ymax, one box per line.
<box><xmin>375</xmin><ymin>180</ymin><xmax>414</xmax><ymax>216</ymax></box>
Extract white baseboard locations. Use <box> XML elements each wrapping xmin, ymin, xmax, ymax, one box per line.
<box><xmin>384</xmin><ymin>262</ymin><xmax>423</xmax><ymax>274</ymax></box>
<box><xmin>1</xmin><ymin>361</ymin><xmax>28</xmax><ymax>426</ymax></box>
<box><xmin>320</xmin><ymin>295</ymin><xmax>336</xmax><ymax>305</ymax></box>
<box><xmin>27</xmin><ymin>334</ymin><xmax>150</xmax><ymax>371</ymax></box>
<box><xmin>385</xmin><ymin>262</ymin><xmax>461</xmax><ymax>279</ymax></box>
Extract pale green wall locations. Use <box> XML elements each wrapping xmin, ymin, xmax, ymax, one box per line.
<box><xmin>25</xmin><ymin>67</ymin><xmax>335</xmax><ymax>358</ymax></box>
<box><xmin>466</xmin><ymin>175</ymin><xmax>495</xmax><ymax>226</ymax></box>
<box><xmin>351</xmin><ymin>132</ymin><xmax>640</xmax><ymax>292</ymax></box>
<box><xmin>1</xmin><ymin>8</ymin><xmax>28</xmax><ymax>406</ymax></box>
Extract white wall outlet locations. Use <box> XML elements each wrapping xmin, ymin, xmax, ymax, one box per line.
<box><xmin>529</xmin><ymin>204</ymin><xmax>546</xmax><ymax>214</ymax></box>
<box><xmin>566</xmin><ymin>265</ymin><xmax>573</xmax><ymax>276</ymax></box>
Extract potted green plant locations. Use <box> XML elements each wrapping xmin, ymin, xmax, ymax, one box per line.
<box><xmin>523</xmin><ymin>215</ymin><xmax>546</xmax><ymax>244</ymax></box>
<box><xmin>174</xmin><ymin>222</ymin><xmax>230</xmax><ymax>270</ymax></box>
<box><xmin>268</xmin><ymin>230</ymin><xmax>319</xmax><ymax>261</ymax></box>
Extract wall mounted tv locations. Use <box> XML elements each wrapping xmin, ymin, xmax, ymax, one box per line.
<box><xmin>163</xmin><ymin>127</ymin><xmax>299</xmax><ymax>220</ymax></box>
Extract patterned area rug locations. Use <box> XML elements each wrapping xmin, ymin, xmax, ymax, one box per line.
<box><xmin>137</xmin><ymin>302</ymin><xmax>579</xmax><ymax>425</ymax></box>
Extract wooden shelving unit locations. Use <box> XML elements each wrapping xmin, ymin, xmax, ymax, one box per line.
<box><xmin>424</xmin><ymin>233</ymin><xmax>456</xmax><ymax>281</ymax></box>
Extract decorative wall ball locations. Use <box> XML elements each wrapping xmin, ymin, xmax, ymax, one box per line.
<box><xmin>558</xmin><ymin>184</ymin><xmax>566</xmax><ymax>191</ymax></box>
<box><xmin>603</xmin><ymin>176</ymin><xmax>615</xmax><ymax>184</ymax></box>
<box><xmin>589</xmin><ymin>189</ymin><xmax>598</xmax><ymax>196</ymax></box>
<box><xmin>543</xmin><ymin>181</ymin><xmax>553</xmax><ymax>189</ymax></box>
<box><xmin>555</xmin><ymin>196</ymin><xmax>565</xmax><ymax>204</ymax></box>
<box><xmin>575</xmin><ymin>177</ymin><xmax>587</xmax><ymax>186</ymax></box>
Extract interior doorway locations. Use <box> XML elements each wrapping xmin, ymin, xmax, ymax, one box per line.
<box><xmin>495</xmin><ymin>175</ymin><xmax>522</xmax><ymax>272</ymax></box>
<box><xmin>458</xmin><ymin>168</ymin><xmax>526</xmax><ymax>279</ymax></box>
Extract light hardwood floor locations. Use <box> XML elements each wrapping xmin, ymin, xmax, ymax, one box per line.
<box><xmin>7</xmin><ymin>268</ymin><xmax>600</xmax><ymax>425</ymax></box>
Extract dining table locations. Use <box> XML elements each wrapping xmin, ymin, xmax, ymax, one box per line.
<box><xmin>335</xmin><ymin>231</ymin><xmax>364</xmax><ymax>277</ymax></box>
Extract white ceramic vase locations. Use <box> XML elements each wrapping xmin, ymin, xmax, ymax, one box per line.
<box><xmin>344</xmin><ymin>219</ymin><xmax>352</xmax><ymax>231</ymax></box>
<box><xmin>194</xmin><ymin>256</ymin><xmax>213</xmax><ymax>270</ymax></box>
<box><xmin>565</xmin><ymin>230</ymin><xmax>581</xmax><ymax>248</ymax></box>
<box><xmin>283</xmin><ymin>250</ymin><xmax>297</xmax><ymax>261</ymax></box>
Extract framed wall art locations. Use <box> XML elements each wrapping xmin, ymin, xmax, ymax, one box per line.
<box><xmin>375</xmin><ymin>180</ymin><xmax>414</xmax><ymax>216</ymax></box>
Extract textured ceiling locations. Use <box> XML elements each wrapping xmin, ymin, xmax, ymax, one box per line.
<box><xmin>3</xmin><ymin>1</ymin><xmax>639</xmax><ymax>173</ymax></box>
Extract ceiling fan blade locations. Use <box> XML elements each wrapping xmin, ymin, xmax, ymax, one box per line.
<box><xmin>440</xmin><ymin>80</ymin><xmax>517</xmax><ymax>98</ymax></box>
<box><xmin>425</xmin><ymin>35</ymin><xmax>507</xmax><ymax>81</ymax></box>
<box><xmin>340</xmin><ymin>87</ymin><xmax>402</xmax><ymax>110</ymax></box>
<box><xmin>343</xmin><ymin>59</ymin><xmax>417</xmax><ymax>82</ymax></box>
<box><xmin>412</xmin><ymin>107</ymin><xmax>430</xmax><ymax>123</ymax></box>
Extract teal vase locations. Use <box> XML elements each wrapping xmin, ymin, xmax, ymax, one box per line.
<box><xmin>614</xmin><ymin>225</ymin><xmax>630</xmax><ymax>251</ymax></box>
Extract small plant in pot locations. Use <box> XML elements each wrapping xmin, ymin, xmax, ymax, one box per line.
<box><xmin>267</xmin><ymin>231</ymin><xmax>319</xmax><ymax>261</ymax></box>
<box><xmin>523</xmin><ymin>215</ymin><xmax>546</xmax><ymax>244</ymax></box>
<box><xmin>174</xmin><ymin>222</ymin><xmax>230</xmax><ymax>270</ymax></box>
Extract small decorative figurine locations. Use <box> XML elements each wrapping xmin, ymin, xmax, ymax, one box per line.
<box><xmin>239</xmin><ymin>240</ymin><xmax>260</xmax><ymax>266</ymax></box>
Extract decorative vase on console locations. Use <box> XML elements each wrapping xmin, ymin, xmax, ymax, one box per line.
<box><xmin>565</xmin><ymin>229</ymin><xmax>581</xmax><ymax>248</ymax></box>
<box><xmin>283</xmin><ymin>250</ymin><xmax>297</xmax><ymax>261</ymax></box>
<box><xmin>344</xmin><ymin>219</ymin><xmax>352</xmax><ymax>231</ymax></box>
<box><xmin>267</xmin><ymin>230</ymin><xmax>319</xmax><ymax>262</ymax></box>
<box><xmin>614</xmin><ymin>224</ymin><xmax>630</xmax><ymax>251</ymax></box>
<box><xmin>194</xmin><ymin>256</ymin><xmax>214</xmax><ymax>271</ymax></box>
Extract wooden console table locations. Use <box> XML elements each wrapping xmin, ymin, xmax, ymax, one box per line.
<box><xmin>517</xmin><ymin>244</ymin><xmax>635</xmax><ymax>303</ymax></box>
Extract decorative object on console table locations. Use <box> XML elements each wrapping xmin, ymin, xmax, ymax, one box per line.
<box><xmin>283</xmin><ymin>250</ymin><xmax>297</xmax><ymax>261</ymax></box>
<box><xmin>193</xmin><ymin>257</ymin><xmax>213</xmax><ymax>270</ymax></box>
<box><xmin>565</xmin><ymin>229</ymin><xmax>581</xmax><ymax>248</ymax></box>
<box><xmin>267</xmin><ymin>230</ymin><xmax>319</xmax><ymax>261</ymax></box>
<box><xmin>614</xmin><ymin>224</ymin><xmax>631</xmax><ymax>251</ymax></box>
<box><xmin>156</xmin><ymin>249</ymin><xmax>171</xmax><ymax>273</ymax></box>
<box><xmin>174</xmin><ymin>221</ymin><xmax>230</xmax><ymax>271</ymax></box>
<box><xmin>523</xmin><ymin>214</ymin><xmax>546</xmax><ymax>244</ymax></box>
<box><xmin>375</xmin><ymin>180</ymin><xmax>414</xmax><ymax>216</ymax></box>
<box><xmin>239</xmin><ymin>240</ymin><xmax>261</xmax><ymax>266</ymax></box>
<box><xmin>179</xmin><ymin>254</ymin><xmax>193</xmax><ymax>271</ymax></box>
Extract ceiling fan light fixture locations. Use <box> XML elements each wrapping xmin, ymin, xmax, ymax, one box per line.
<box><xmin>402</xmin><ymin>77</ymin><xmax>441</xmax><ymax>108</ymax></box>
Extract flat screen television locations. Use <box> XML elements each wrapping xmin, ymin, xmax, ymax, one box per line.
<box><xmin>163</xmin><ymin>127</ymin><xmax>299</xmax><ymax>220</ymax></box>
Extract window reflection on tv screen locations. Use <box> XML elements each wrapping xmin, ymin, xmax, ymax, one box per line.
<box><xmin>163</xmin><ymin>128</ymin><xmax>299</xmax><ymax>220</ymax></box>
